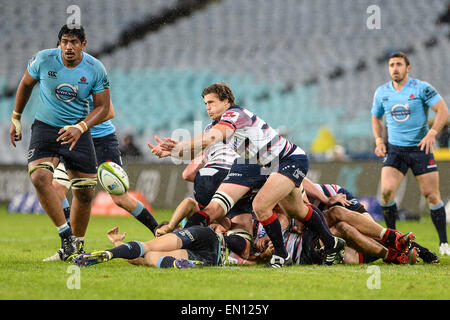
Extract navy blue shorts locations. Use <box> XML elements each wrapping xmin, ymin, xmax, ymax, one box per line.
<box><xmin>383</xmin><ymin>143</ymin><xmax>438</xmax><ymax>176</ymax></box>
<box><xmin>93</xmin><ymin>133</ymin><xmax>122</xmax><ymax>166</ymax></box>
<box><xmin>28</xmin><ymin>120</ymin><xmax>97</xmax><ymax>174</ymax></box>
<box><xmin>194</xmin><ymin>167</ymin><xmax>253</xmax><ymax>218</ymax></box>
<box><xmin>173</xmin><ymin>225</ymin><xmax>222</xmax><ymax>266</ymax></box>
<box><xmin>223</xmin><ymin>153</ymin><xmax>309</xmax><ymax>189</ymax></box>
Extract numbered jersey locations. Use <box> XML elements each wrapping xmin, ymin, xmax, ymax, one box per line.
<box><xmin>27</xmin><ymin>48</ymin><xmax>110</xmax><ymax>127</ymax></box>
<box><xmin>202</xmin><ymin>121</ymin><xmax>239</xmax><ymax>170</ymax></box>
<box><xmin>371</xmin><ymin>78</ymin><xmax>442</xmax><ymax>146</ymax></box>
<box><xmin>217</xmin><ymin>106</ymin><xmax>302</xmax><ymax>166</ymax></box>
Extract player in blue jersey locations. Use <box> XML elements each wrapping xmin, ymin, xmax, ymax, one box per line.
<box><xmin>44</xmin><ymin>98</ymin><xmax>157</xmax><ymax>261</ymax></box>
<box><xmin>371</xmin><ymin>52</ymin><xmax>450</xmax><ymax>256</ymax></box>
<box><xmin>9</xmin><ymin>25</ymin><xmax>111</xmax><ymax>261</ymax></box>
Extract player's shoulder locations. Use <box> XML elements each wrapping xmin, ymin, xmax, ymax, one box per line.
<box><xmin>374</xmin><ymin>81</ymin><xmax>392</xmax><ymax>95</ymax></box>
<box><xmin>82</xmin><ymin>52</ymin><xmax>106</xmax><ymax>71</ymax></box>
<box><xmin>31</xmin><ymin>48</ymin><xmax>60</xmax><ymax>63</ymax></box>
<box><xmin>408</xmin><ymin>77</ymin><xmax>434</xmax><ymax>90</ymax></box>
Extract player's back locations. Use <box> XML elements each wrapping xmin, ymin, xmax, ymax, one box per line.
<box><xmin>218</xmin><ymin>105</ymin><xmax>301</xmax><ymax>165</ymax></box>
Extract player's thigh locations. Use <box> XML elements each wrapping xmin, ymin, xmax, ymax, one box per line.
<box><xmin>380</xmin><ymin>166</ymin><xmax>404</xmax><ymax>194</ymax></box>
<box><xmin>415</xmin><ymin>171</ymin><xmax>441</xmax><ymax>203</ymax></box>
<box><xmin>143</xmin><ymin>250</ymin><xmax>189</xmax><ymax>267</ymax></box>
<box><xmin>143</xmin><ymin>233</ymin><xmax>183</xmax><ymax>252</ymax></box>
<box><xmin>28</xmin><ymin>157</ymin><xmax>60</xmax><ymax>185</ymax></box>
<box><xmin>253</xmin><ymin>172</ymin><xmax>297</xmax><ymax>213</ymax></box>
<box><xmin>216</xmin><ymin>182</ymin><xmax>251</xmax><ymax>204</ymax></box>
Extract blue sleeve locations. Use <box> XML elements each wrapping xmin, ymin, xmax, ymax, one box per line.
<box><xmin>91</xmin><ymin>61</ymin><xmax>110</xmax><ymax>94</ymax></box>
<box><xmin>371</xmin><ymin>87</ymin><xmax>384</xmax><ymax>118</ymax></box>
<box><xmin>419</xmin><ymin>81</ymin><xmax>441</xmax><ymax>108</ymax></box>
<box><xmin>26</xmin><ymin>51</ymin><xmax>43</xmax><ymax>80</ymax></box>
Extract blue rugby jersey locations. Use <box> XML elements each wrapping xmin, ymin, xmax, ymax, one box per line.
<box><xmin>371</xmin><ymin>78</ymin><xmax>442</xmax><ymax>147</ymax></box>
<box><xmin>27</xmin><ymin>48</ymin><xmax>110</xmax><ymax>127</ymax></box>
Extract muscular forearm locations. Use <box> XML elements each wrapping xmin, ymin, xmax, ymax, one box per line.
<box><xmin>168</xmin><ymin>198</ymin><xmax>199</xmax><ymax>230</ymax></box>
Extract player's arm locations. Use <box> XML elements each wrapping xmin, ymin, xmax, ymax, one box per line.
<box><xmin>182</xmin><ymin>154</ymin><xmax>206</xmax><ymax>182</ymax></box>
<box><xmin>302</xmin><ymin>177</ymin><xmax>351</xmax><ymax>207</ymax></box>
<box><xmin>103</xmin><ymin>99</ymin><xmax>115</xmax><ymax>122</ymax></box>
<box><xmin>418</xmin><ymin>98</ymin><xmax>449</xmax><ymax>154</ymax></box>
<box><xmin>9</xmin><ymin>70</ymin><xmax>38</xmax><ymax>147</ymax></box>
<box><xmin>371</xmin><ymin>115</ymin><xmax>386</xmax><ymax>157</ymax></box>
<box><xmin>57</xmin><ymin>89</ymin><xmax>111</xmax><ymax>150</ymax></box>
<box><xmin>149</xmin><ymin>123</ymin><xmax>234</xmax><ymax>159</ymax></box>
<box><xmin>155</xmin><ymin>198</ymin><xmax>200</xmax><ymax>237</ymax></box>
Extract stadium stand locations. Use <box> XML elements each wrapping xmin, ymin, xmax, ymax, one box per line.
<box><xmin>1</xmin><ymin>0</ymin><xmax>449</xmax><ymax>163</ymax></box>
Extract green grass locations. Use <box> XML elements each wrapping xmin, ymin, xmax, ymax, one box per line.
<box><xmin>0</xmin><ymin>207</ymin><xmax>449</xmax><ymax>300</ymax></box>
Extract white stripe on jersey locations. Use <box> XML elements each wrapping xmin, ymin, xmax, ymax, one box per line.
<box><xmin>203</xmin><ymin>122</ymin><xmax>239</xmax><ymax>169</ymax></box>
<box><xmin>283</xmin><ymin>230</ymin><xmax>303</xmax><ymax>264</ymax></box>
<box><xmin>311</xmin><ymin>183</ymin><xmax>342</xmax><ymax>209</ymax></box>
<box><xmin>221</xmin><ymin>106</ymin><xmax>305</xmax><ymax>166</ymax></box>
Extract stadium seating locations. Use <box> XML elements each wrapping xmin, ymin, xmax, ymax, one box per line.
<box><xmin>1</xmin><ymin>0</ymin><xmax>449</xmax><ymax>162</ymax></box>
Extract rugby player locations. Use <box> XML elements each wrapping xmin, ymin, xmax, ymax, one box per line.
<box><xmin>371</xmin><ymin>51</ymin><xmax>450</xmax><ymax>255</ymax></box>
<box><xmin>149</xmin><ymin>82</ymin><xmax>346</xmax><ymax>267</ymax></box>
<box><xmin>44</xmin><ymin>98</ymin><xmax>157</xmax><ymax>261</ymax></box>
<box><xmin>9</xmin><ymin>25</ymin><xmax>111</xmax><ymax>261</ymax></box>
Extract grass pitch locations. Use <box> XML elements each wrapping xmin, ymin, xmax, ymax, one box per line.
<box><xmin>0</xmin><ymin>207</ymin><xmax>449</xmax><ymax>301</ymax></box>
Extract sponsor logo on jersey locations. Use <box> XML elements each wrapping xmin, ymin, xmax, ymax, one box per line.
<box><xmin>390</xmin><ymin>104</ymin><xmax>410</xmax><ymax>122</ymax></box>
<box><xmin>78</xmin><ymin>76</ymin><xmax>88</xmax><ymax>84</ymax></box>
<box><xmin>48</xmin><ymin>71</ymin><xmax>57</xmax><ymax>78</ymax></box>
<box><xmin>55</xmin><ymin>83</ymin><xmax>78</xmax><ymax>102</ymax></box>
<box><xmin>222</xmin><ymin>111</ymin><xmax>239</xmax><ymax>123</ymax></box>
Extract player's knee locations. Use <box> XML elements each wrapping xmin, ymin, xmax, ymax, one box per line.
<box><xmin>72</xmin><ymin>187</ymin><xmax>95</xmax><ymax>205</ymax></box>
<box><xmin>381</xmin><ymin>189</ymin><xmax>395</xmax><ymax>204</ymax></box>
<box><xmin>204</xmin><ymin>201</ymin><xmax>225</xmax><ymax>221</ymax></box>
<box><xmin>28</xmin><ymin>163</ymin><xmax>54</xmax><ymax>189</ymax></box>
<box><xmin>423</xmin><ymin>191</ymin><xmax>440</xmax><ymax>206</ymax></box>
<box><xmin>210</xmin><ymin>191</ymin><xmax>234</xmax><ymax>219</ymax></box>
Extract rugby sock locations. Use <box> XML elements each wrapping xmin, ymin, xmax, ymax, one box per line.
<box><xmin>224</xmin><ymin>235</ymin><xmax>248</xmax><ymax>256</ymax></box>
<box><xmin>62</xmin><ymin>198</ymin><xmax>71</xmax><ymax>224</ymax></box>
<box><xmin>381</xmin><ymin>201</ymin><xmax>397</xmax><ymax>229</ymax></box>
<box><xmin>57</xmin><ymin>223</ymin><xmax>72</xmax><ymax>239</ymax></box>
<box><xmin>430</xmin><ymin>202</ymin><xmax>448</xmax><ymax>244</ymax></box>
<box><xmin>302</xmin><ymin>205</ymin><xmax>336</xmax><ymax>249</ymax></box>
<box><xmin>260</xmin><ymin>213</ymin><xmax>288</xmax><ymax>259</ymax></box>
<box><xmin>156</xmin><ymin>256</ymin><xmax>176</xmax><ymax>268</ymax></box>
<box><xmin>184</xmin><ymin>211</ymin><xmax>210</xmax><ymax>228</ymax></box>
<box><xmin>130</xmin><ymin>202</ymin><xmax>158</xmax><ymax>235</ymax></box>
<box><xmin>107</xmin><ymin>241</ymin><xmax>145</xmax><ymax>260</ymax></box>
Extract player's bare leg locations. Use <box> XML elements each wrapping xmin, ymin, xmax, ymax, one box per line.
<box><xmin>68</xmin><ymin>170</ymin><xmax>96</xmax><ymax>238</ymax></box>
<box><xmin>28</xmin><ymin>158</ymin><xmax>65</xmax><ymax>227</ymax></box>
<box><xmin>416</xmin><ymin>171</ymin><xmax>449</xmax><ymax>254</ymax></box>
<box><xmin>380</xmin><ymin>166</ymin><xmax>404</xmax><ymax>229</ymax></box>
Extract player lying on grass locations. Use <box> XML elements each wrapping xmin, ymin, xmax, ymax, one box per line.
<box><xmin>233</xmin><ymin>207</ymin><xmax>438</xmax><ymax>265</ymax></box>
<box><xmin>302</xmin><ymin>177</ymin><xmax>439</xmax><ymax>263</ymax></box>
<box><xmin>73</xmin><ymin>219</ymin><xmax>254</xmax><ymax>268</ymax></box>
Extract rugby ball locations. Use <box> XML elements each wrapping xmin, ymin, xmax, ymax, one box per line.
<box><xmin>97</xmin><ymin>162</ymin><xmax>129</xmax><ymax>195</ymax></box>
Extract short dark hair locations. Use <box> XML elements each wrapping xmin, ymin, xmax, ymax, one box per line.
<box><xmin>202</xmin><ymin>82</ymin><xmax>235</xmax><ymax>105</ymax></box>
<box><xmin>388</xmin><ymin>51</ymin><xmax>410</xmax><ymax>66</ymax></box>
<box><xmin>58</xmin><ymin>24</ymin><xmax>86</xmax><ymax>43</ymax></box>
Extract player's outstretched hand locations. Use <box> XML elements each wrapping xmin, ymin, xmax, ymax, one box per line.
<box><xmin>147</xmin><ymin>135</ymin><xmax>176</xmax><ymax>158</ymax></box>
<box><xmin>417</xmin><ymin>132</ymin><xmax>436</xmax><ymax>155</ymax></box>
<box><xmin>107</xmin><ymin>226</ymin><xmax>126</xmax><ymax>245</ymax></box>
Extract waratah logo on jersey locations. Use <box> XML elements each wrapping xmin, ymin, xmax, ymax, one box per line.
<box><xmin>390</xmin><ymin>104</ymin><xmax>410</xmax><ymax>122</ymax></box>
<box><xmin>55</xmin><ymin>83</ymin><xmax>78</xmax><ymax>102</ymax></box>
